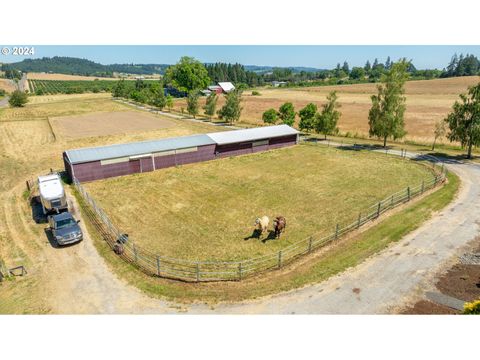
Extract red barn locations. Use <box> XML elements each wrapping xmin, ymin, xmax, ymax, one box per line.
<box><xmin>64</xmin><ymin>125</ymin><xmax>299</xmax><ymax>182</ymax></box>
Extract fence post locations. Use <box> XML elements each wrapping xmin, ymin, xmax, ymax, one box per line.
<box><xmin>156</xmin><ymin>256</ymin><xmax>161</xmax><ymax>276</ymax></box>
<box><xmin>407</xmin><ymin>187</ymin><xmax>411</xmax><ymax>201</ymax></box>
<box><xmin>278</xmin><ymin>251</ymin><xmax>282</xmax><ymax>269</ymax></box>
<box><xmin>238</xmin><ymin>262</ymin><xmax>243</xmax><ymax>280</ymax></box>
<box><xmin>196</xmin><ymin>262</ymin><xmax>200</xmax><ymax>282</ymax></box>
<box><xmin>357</xmin><ymin>213</ymin><xmax>361</xmax><ymax>229</ymax></box>
<box><xmin>377</xmin><ymin>202</ymin><xmax>381</xmax><ymax>218</ymax></box>
<box><xmin>308</xmin><ymin>236</ymin><xmax>313</xmax><ymax>252</ymax></box>
<box><xmin>133</xmin><ymin>243</ymin><xmax>138</xmax><ymax>263</ymax></box>
<box><xmin>391</xmin><ymin>195</ymin><xmax>394</xmax><ymax>206</ymax></box>
<box><xmin>335</xmin><ymin>223</ymin><xmax>339</xmax><ymax>239</ymax></box>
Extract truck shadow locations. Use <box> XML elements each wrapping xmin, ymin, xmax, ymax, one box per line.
<box><xmin>31</xmin><ymin>196</ymin><xmax>47</xmax><ymax>224</ymax></box>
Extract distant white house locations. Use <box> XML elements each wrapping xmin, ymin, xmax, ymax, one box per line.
<box><xmin>272</xmin><ymin>81</ymin><xmax>288</xmax><ymax>87</ymax></box>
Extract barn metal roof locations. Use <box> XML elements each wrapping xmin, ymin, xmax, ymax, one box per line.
<box><xmin>65</xmin><ymin>125</ymin><xmax>298</xmax><ymax>164</ymax></box>
<box><xmin>65</xmin><ymin>134</ymin><xmax>215</xmax><ymax>164</ymax></box>
<box><xmin>218</xmin><ymin>82</ymin><xmax>235</xmax><ymax>92</ymax></box>
<box><xmin>206</xmin><ymin>125</ymin><xmax>298</xmax><ymax>145</ymax></box>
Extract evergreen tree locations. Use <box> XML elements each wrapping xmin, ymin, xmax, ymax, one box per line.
<box><xmin>368</xmin><ymin>60</ymin><xmax>409</xmax><ymax>147</ymax></box>
<box><xmin>385</xmin><ymin>56</ymin><xmax>392</xmax><ymax>70</ymax></box>
<box><xmin>342</xmin><ymin>61</ymin><xmax>350</xmax><ymax>74</ymax></box>
<box><xmin>364</xmin><ymin>60</ymin><xmax>371</xmax><ymax>72</ymax></box>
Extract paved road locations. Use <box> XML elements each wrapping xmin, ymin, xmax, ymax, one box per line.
<box><xmin>26</xmin><ymin>149</ymin><xmax>480</xmax><ymax>314</ymax></box>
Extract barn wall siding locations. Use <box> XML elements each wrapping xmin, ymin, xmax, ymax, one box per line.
<box><xmin>68</xmin><ymin>137</ymin><xmax>296</xmax><ymax>182</ymax></box>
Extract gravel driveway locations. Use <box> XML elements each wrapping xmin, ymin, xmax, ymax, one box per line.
<box><xmin>36</xmin><ymin>152</ymin><xmax>480</xmax><ymax>314</ymax></box>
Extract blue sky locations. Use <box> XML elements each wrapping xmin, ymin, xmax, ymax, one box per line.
<box><xmin>2</xmin><ymin>45</ymin><xmax>480</xmax><ymax>69</ymax></box>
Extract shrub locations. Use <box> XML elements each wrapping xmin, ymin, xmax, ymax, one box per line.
<box><xmin>262</xmin><ymin>108</ymin><xmax>278</xmax><ymax>124</ymax></box>
<box><xmin>251</xmin><ymin>90</ymin><xmax>261</xmax><ymax>96</ymax></box>
<box><xmin>8</xmin><ymin>90</ymin><xmax>28</xmax><ymax>107</ymax></box>
<box><xmin>0</xmin><ymin>89</ymin><xmax>5</xmax><ymax>96</ymax></box>
<box><xmin>463</xmin><ymin>299</ymin><xmax>480</xmax><ymax>314</ymax></box>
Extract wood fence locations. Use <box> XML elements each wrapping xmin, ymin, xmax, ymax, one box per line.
<box><xmin>71</xmin><ymin>144</ymin><xmax>447</xmax><ymax>282</ymax></box>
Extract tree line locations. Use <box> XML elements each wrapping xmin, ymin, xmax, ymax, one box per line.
<box><xmin>261</xmin><ymin>59</ymin><xmax>480</xmax><ymax>159</ymax></box>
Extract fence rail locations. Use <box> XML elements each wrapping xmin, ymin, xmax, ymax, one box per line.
<box><xmin>71</xmin><ymin>144</ymin><xmax>447</xmax><ymax>282</ymax></box>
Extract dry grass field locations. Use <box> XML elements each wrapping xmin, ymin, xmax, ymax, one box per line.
<box><xmin>0</xmin><ymin>93</ymin><xmax>221</xmax><ymax>312</ymax></box>
<box><xmin>27</xmin><ymin>72</ymin><xmax>118</xmax><ymax>81</ymax></box>
<box><xmin>0</xmin><ymin>79</ymin><xmax>16</xmax><ymax>93</ymax></box>
<box><xmin>52</xmin><ymin>111</ymin><xmax>176</xmax><ymax>138</ymax></box>
<box><xmin>172</xmin><ymin>76</ymin><xmax>480</xmax><ymax>144</ymax></box>
<box><xmin>84</xmin><ymin>144</ymin><xmax>434</xmax><ymax>261</ymax></box>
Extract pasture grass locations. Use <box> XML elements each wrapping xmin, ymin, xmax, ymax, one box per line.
<box><xmin>172</xmin><ymin>76</ymin><xmax>480</xmax><ymax>144</ymax></box>
<box><xmin>79</xmin><ymin>161</ymin><xmax>459</xmax><ymax>303</ymax></box>
<box><xmin>84</xmin><ymin>143</ymin><xmax>435</xmax><ymax>261</ymax></box>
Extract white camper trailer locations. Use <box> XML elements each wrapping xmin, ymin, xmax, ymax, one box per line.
<box><xmin>37</xmin><ymin>174</ymin><xmax>68</xmax><ymax>215</ymax></box>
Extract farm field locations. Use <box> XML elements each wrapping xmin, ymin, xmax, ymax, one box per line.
<box><xmin>27</xmin><ymin>72</ymin><xmax>119</xmax><ymax>81</ymax></box>
<box><xmin>52</xmin><ymin>110</ymin><xmax>176</xmax><ymax>138</ymax></box>
<box><xmin>28</xmin><ymin>79</ymin><xmax>118</xmax><ymax>95</ymax></box>
<box><xmin>172</xmin><ymin>76</ymin><xmax>480</xmax><ymax>144</ymax></box>
<box><xmin>84</xmin><ymin>143</ymin><xmax>435</xmax><ymax>261</ymax></box>
<box><xmin>0</xmin><ymin>93</ymin><xmax>222</xmax><ymax>312</ymax></box>
<box><xmin>0</xmin><ymin>79</ymin><xmax>16</xmax><ymax>93</ymax></box>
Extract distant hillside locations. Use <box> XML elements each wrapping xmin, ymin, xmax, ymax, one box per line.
<box><xmin>245</xmin><ymin>65</ymin><xmax>323</xmax><ymax>73</ymax></box>
<box><xmin>6</xmin><ymin>57</ymin><xmax>169</xmax><ymax>77</ymax></box>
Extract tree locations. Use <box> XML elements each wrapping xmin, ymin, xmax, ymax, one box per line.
<box><xmin>364</xmin><ymin>60</ymin><xmax>371</xmax><ymax>72</ymax></box>
<box><xmin>315</xmin><ymin>91</ymin><xmax>341</xmax><ymax>139</ymax></box>
<box><xmin>350</xmin><ymin>67</ymin><xmax>365</xmax><ymax>80</ymax></box>
<box><xmin>444</xmin><ymin>83</ymin><xmax>480</xmax><ymax>158</ymax></box>
<box><xmin>112</xmin><ymin>79</ymin><xmax>127</xmax><ymax>98</ymax></box>
<box><xmin>165</xmin><ymin>95</ymin><xmax>174</xmax><ymax>112</ymax></box>
<box><xmin>368</xmin><ymin>60</ymin><xmax>409</xmax><ymax>147</ymax></box>
<box><xmin>262</xmin><ymin>108</ymin><xmax>278</xmax><ymax>124</ymax></box>
<box><xmin>432</xmin><ymin>119</ymin><xmax>446</xmax><ymax>151</ymax></box>
<box><xmin>164</xmin><ymin>56</ymin><xmax>211</xmax><ymax>92</ymax></box>
<box><xmin>342</xmin><ymin>61</ymin><xmax>350</xmax><ymax>74</ymax></box>
<box><xmin>278</xmin><ymin>102</ymin><xmax>296</xmax><ymax>126</ymax></box>
<box><xmin>203</xmin><ymin>92</ymin><xmax>217</xmax><ymax>118</ymax></box>
<box><xmin>151</xmin><ymin>85</ymin><xmax>166</xmax><ymax>110</ymax></box>
<box><xmin>385</xmin><ymin>56</ymin><xmax>392</xmax><ymax>70</ymax></box>
<box><xmin>298</xmin><ymin>103</ymin><xmax>317</xmax><ymax>134</ymax></box>
<box><xmin>217</xmin><ymin>90</ymin><xmax>242</xmax><ymax>123</ymax></box>
<box><xmin>186</xmin><ymin>91</ymin><xmax>200</xmax><ymax>118</ymax></box>
<box><xmin>8</xmin><ymin>90</ymin><xmax>28</xmax><ymax>107</ymax></box>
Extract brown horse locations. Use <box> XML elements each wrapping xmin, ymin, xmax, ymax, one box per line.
<box><xmin>273</xmin><ymin>216</ymin><xmax>286</xmax><ymax>239</ymax></box>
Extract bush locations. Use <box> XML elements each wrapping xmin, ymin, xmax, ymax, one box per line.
<box><xmin>262</xmin><ymin>108</ymin><xmax>278</xmax><ymax>124</ymax></box>
<box><xmin>463</xmin><ymin>299</ymin><xmax>480</xmax><ymax>314</ymax></box>
<box><xmin>251</xmin><ymin>90</ymin><xmax>261</xmax><ymax>96</ymax></box>
<box><xmin>8</xmin><ymin>90</ymin><xmax>28</xmax><ymax>107</ymax></box>
<box><xmin>0</xmin><ymin>89</ymin><xmax>5</xmax><ymax>97</ymax></box>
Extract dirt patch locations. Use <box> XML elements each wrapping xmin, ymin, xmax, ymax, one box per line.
<box><xmin>0</xmin><ymin>79</ymin><xmax>16</xmax><ymax>93</ymax></box>
<box><xmin>52</xmin><ymin>111</ymin><xmax>176</xmax><ymax>138</ymax></box>
<box><xmin>436</xmin><ymin>263</ymin><xmax>480</xmax><ymax>302</ymax></box>
<box><xmin>402</xmin><ymin>300</ymin><xmax>458</xmax><ymax>314</ymax></box>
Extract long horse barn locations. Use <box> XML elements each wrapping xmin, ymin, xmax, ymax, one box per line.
<box><xmin>63</xmin><ymin>125</ymin><xmax>299</xmax><ymax>182</ymax></box>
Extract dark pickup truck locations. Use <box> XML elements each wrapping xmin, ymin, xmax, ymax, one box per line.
<box><xmin>48</xmin><ymin>212</ymin><xmax>83</xmax><ymax>246</ymax></box>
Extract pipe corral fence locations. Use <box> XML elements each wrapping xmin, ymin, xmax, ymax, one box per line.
<box><xmin>59</xmin><ymin>141</ymin><xmax>448</xmax><ymax>282</ymax></box>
